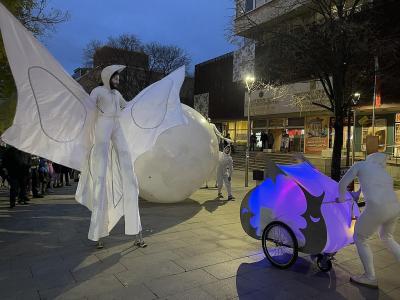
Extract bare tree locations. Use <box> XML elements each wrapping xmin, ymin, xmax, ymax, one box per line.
<box><xmin>106</xmin><ymin>34</ymin><xmax>142</xmax><ymax>52</ymax></box>
<box><xmin>144</xmin><ymin>42</ymin><xmax>191</xmax><ymax>76</ymax></box>
<box><xmin>82</xmin><ymin>34</ymin><xmax>143</xmax><ymax>67</ymax></box>
<box><xmin>233</xmin><ymin>0</ymin><xmax>400</xmax><ymax>180</ymax></box>
<box><xmin>1</xmin><ymin>0</ymin><xmax>69</xmax><ymax>36</ymax></box>
<box><xmin>82</xmin><ymin>39</ymin><xmax>103</xmax><ymax>68</ymax></box>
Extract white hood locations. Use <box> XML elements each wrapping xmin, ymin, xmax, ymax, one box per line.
<box><xmin>366</xmin><ymin>152</ymin><xmax>387</xmax><ymax>168</ymax></box>
<box><xmin>101</xmin><ymin>65</ymin><xmax>126</xmax><ymax>90</ymax></box>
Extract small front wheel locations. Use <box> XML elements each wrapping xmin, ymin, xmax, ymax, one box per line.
<box><xmin>262</xmin><ymin>221</ymin><xmax>298</xmax><ymax>269</ymax></box>
<box><xmin>316</xmin><ymin>254</ymin><xmax>332</xmax><ymax>272</ymax></box>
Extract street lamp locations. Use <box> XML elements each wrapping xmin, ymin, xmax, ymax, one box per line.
<box><xmin>351</xmin><ymin>92</ymin><xmax>361</xmax><ymax>165</ymax></box>
<box><xmin>245</xmin><ymin>75</ymin><xmax>255</xmax><ymax>187</ymax></box>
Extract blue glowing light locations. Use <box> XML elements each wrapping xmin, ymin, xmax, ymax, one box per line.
<box><xmin>240</xmin><ymin>162</ymin><xmax>359</xmax><ymax>254</ymax></box>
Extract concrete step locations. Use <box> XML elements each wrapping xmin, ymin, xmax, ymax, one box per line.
<box><xmin>231</xmin><ymin>151</ymin><xmax>298</xmax><ymax>171</ymax></box>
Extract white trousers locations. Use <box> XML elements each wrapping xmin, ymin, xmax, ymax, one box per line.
<box><xmin>354</xmin><ymin>202</ymin><xmax>400</xmax><ymax>278</ymax></box>
<box><xmin>89</xmin><ymin>116</ymin><xmax>141</xmax><ymax>241</ymax></box>
<box><xmin>217</xmin><ymin>173</ymin><xmax>232</xmax><ymax>196</ymax></box>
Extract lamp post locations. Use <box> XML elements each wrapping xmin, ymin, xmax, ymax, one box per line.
<box><xmin>351</xmin><ymin>92</ymin><xmax>361</xmax><ymax>165</ymax></box>
<box><xmin>245</xmin><ymin>75</ymin><xmax>255</xmax><ymax>187</ymax></box>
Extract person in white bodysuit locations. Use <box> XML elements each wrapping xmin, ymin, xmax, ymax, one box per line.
<box><xmin>205</xmin><ymin>118</ymin><xmax>232</xmax><ymax>188</ymax></box>
<box><xmin>90</xmin><ymin>65</ymin><xmax>146</xmax><ymax>249</ymax></box>
<box><xmin>217</xmin><ymin>145</ymin><xmax>234</xmax><ymax>200</ymax></box>
<box><xmin>338</xmin><ymin>152</ymin><xmax>400</xmax><ymax>288</ymax></box>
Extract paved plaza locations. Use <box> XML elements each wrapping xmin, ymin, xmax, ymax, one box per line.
<box><xmin>1</xmin><ymin>171</ymin><xmax>400</xmax><ymax>299</ymax></box>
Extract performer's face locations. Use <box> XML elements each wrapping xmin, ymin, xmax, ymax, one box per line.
<box><xmin>110</xmin><ymin>74</ymin><xmax>120</xmax><ymax>89</ymax></box>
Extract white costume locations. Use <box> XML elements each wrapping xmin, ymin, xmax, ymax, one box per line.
<box><xmin>339</xmin><ymin>152</ymin><xmax>400</xmax><ymax>286</ymax></box>
<box><xmin>205</xmin><ymin>119</ymin><xmax>232</xmax><ymax>188</ymax></box>
<box><xmin>217</xmin><ymin>146</ymin><xmax>233</xmax><ymax>199</ymax></box>
<box><xmin>210</xmin><ymin>123</ymin><xmax>233</xmax><ymax>146</ymax></box>
<box><xmin>85</xmin><ymin>66</ymin><xmax>140</xmax><ymax>241</ymax></box>
<box><xmin>0</xmin><ymin>3</ymin><xmax>187</xmax><ymax>242</ymax></box>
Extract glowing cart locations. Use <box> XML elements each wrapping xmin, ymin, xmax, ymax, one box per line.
<box><xmin>240</xmin><ymin>160</ymin><xmax>360</xmax><ymax>271</ymax></box>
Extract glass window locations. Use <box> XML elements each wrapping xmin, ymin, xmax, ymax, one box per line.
<box><xmin>236</xmin><ymin>121</ymin><xmax>249</xmax><ymax>143</ymax></box>
<box><xmin>245</xmin><ymin>0</ymin><xmax>254</xmax><ymax>12</ymax></box>
<box><xmin>253</xmin><ymin>119</ymin><xmax>267</xmax><ymax>129</ymax></box>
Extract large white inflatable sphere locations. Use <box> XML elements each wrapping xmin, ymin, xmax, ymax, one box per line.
<box><xmin>134</xmin><ymin>105</ymin><xmax>219</xmax><ymax>203</ymax></box>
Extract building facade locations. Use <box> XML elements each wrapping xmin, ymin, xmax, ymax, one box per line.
<box><xmin>234</xmin><ymin>0</ymin><xmax>400</xmax><ymax>156</ymax></box>
<box><xmin>194</xmin><ymin>53</ymin><xmax>247</xmax><ymax>143</ymax></box>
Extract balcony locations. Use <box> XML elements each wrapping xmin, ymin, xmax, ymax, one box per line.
<box><xmin>234</xmin><ymin>0</ymin><xmax>309</xmax><ymax>38</ymax></box>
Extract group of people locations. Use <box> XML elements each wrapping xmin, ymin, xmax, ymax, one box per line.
<box><xmin>250</xmin><ymin>130</ymin><xmax>275</xmax><ymax>151</ymax></box>
<box><xmin>0</xmin><ymin>143</ymin><xmax>75</xmax><ymax>208</ymax></box>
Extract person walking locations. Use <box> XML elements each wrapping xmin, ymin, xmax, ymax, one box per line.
<box><xmin>338</xmin><ymin>152</ymin><xmax>400</xmax><ymax>288</ymax></box>
<box><xmin>217</xmin><ymin>145</ymin><xmax>234</xmax><ymax>201</ymax></box>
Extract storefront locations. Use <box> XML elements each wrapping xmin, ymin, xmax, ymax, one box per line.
<box><xmin>304</xmin><ymin>116</ymin><xmax>330</xmax><ymax>154</ymax></box>
<box><xmin>246</xmin><ymin>80</ymin><xmax>331</xmax><ymax>153</ymax></box>
<box><xmin>354</xmin><ymin>113</ymin><xmax>395</xmax><ymax>155</ymax></box>
<box><xmin>330</xmin><ymin>103</ymin><xmax>400</xmax><ymax>158</ymax></box>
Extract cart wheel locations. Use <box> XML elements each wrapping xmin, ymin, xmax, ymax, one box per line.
<box><xmin>262</xmin><ymin>221</ymin><xmax>298</xmax><ymax>269</ymax></box>
<box><xmin>316</xmin><ymin>254</ymin><xmax>332</xmax><ymax>272</ymax></box>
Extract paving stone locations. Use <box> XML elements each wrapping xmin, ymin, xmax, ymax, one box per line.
<box><xmin>173</xmin><ymin>250</ymin><xmax>234</xmax><ymax>271</ymax></box>
<box><xmin>120</xmin><ymin>250</ymin><xmax>181</xmax><ymax>268</ymax></box>
<box><xmin>203</xmin><ymin>257</ymin><xmax>261</xmax><ymax>280</ymax></box>
<box><xmin>38</xmin><ymin>275</ymin><xmax>123</xmax><ymax>299</ymax></box>
<box><xmin>200</xmin><ymin>276</ymin><xmax>260</xmax><ymax>299</ymax></box>
<box><xmin>88</xmin><ymin>283</ymin><xmax>156</xmax><ymax>300</ymax></box>
<box><xmin>116</xmin><ymin>260</ymin><xmax>185</xmax><ymax>286</ymax></box>
<box><xmin>161</xmin><ymin>287</ymin><xmax>214</xmax><ymax>300</ymax></box>
<box><xmin>71</xmin><ymin>258</ymin><xmax>127</xmax><ymax>282</ymax></box>
<box><xmin>144</xmin><ymin>269</ymin><xmax>218</xmax><ymax>297</ymax></box>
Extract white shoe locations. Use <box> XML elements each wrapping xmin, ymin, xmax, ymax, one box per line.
<box><xmin>134</xmin><ymin>239</ymin><xmax>147</xmax><ymax>248</ymax></box>
<box><xmin>350</xmin><ymin>274</ymin><xmax>378</xmax><ymax>289</ymax></box>
<box><xmin>96</xmin><ymin>241</ymin><xmax>104</xmax><ymax>249</ymax></box>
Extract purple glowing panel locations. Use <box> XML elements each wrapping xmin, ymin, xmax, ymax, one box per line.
<box><xmin>240</xmin><ymin>162</ymin><xmax>359</xmax><ymax>254</ymax></box>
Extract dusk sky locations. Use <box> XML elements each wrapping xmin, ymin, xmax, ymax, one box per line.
<box><xmin>43</xmin><ymin>0</ymin><xmax>237</xmax><ymax>75</ymax></box>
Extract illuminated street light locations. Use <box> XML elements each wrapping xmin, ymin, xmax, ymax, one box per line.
<box><xmin>352</xmin><ymin>92</ymin><xmax>361</xmax><ymax>164</ymax></box>
<box><xmin>244</xmin><ymin>75</ymin><xmax>255</xmax><ymax>187</ymax></box>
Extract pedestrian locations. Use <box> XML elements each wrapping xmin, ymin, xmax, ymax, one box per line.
<box><xmin>267</xmin><ymin>130</ymin><xmax>274</xmax><ymax>150</ymax></box>
<box><xmin>260</xmin><ymin>130</ymin><xmax>268</xmax><ymax>151</ymax></box>
<box><xmin>38</xmin><ymin>157</ymin><xmax>49</xmax><ymax>195</ymax></box>
<box><xmin>3</xmin><ymin>146</ymin><xmax>31</xmax><ymax>208</ymax></box>
<box><xmin>217</xmin><ymin>145</ymin><xmax>234</xmax><ymax>201</ymax></box>
<box><xmin>30</xmin><ymin>155</ymin><xmax>43</xmax><ymax>198</ymax></box>
<box><xmin>282</xmin><ymin>133</ymin><xmax>289</xmax><ymax>153</ymax></box>
<box><xmin>338</xmin><ymin>152</ymin><xmax>400</xmax><ymax>288</ymax></box>
<box><xmin>46</xmin><ymin>160</ymin><xmax>54</xmax><ymax>192</ymax></box>
<box><xmin>0</xmin><ymin>141</ymin><xmax>8</xmax><ymax>188</ymax></box>
<box><xmin>250</xmin><ymin>133</ymin><xmax>257</xmax><ymax>151</ymax></box>
<box><xmin>205</xmin><ymin>118</ymin><xmax>233</xmax><ymax>189</ymax></box>
<box><xmin>59</xmin><ymin>165</ymin><xmax>71</xmax><ymax>186</ymax></box>
<box><xmin>52</xmin><ymin>162</ymin><xmax>61</xmax><ymax>188</ymax></box>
